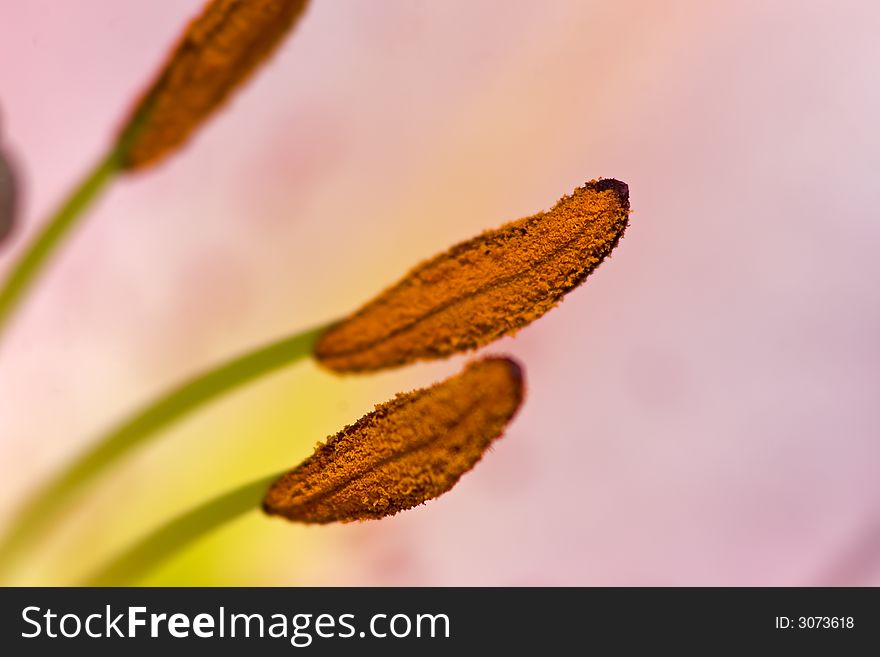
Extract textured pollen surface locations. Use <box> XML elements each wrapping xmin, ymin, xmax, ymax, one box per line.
<box><xmin>263</xmin><ymin>357</ymin><xmax>525</xmax><ymax>523</ymax></box>
<box><xmin>314</xmin><ymin>179</ymin><xmax>630</xmax><ymax>372</ymax></box>
<box><xmin>120</xmin><ymin>0</ymin><xmax>309</xmax><ymax>169</ymax></box>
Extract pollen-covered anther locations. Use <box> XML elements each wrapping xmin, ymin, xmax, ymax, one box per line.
<box><xmin>263</xmin><ymin>357</ymin><xmax>525</xmax><ymax>523</ymax></box>
<box><xmin>119</xmin><ymin>0</ymin><xmax>310</xmax><ymax>169</ymax></box>
<box><xmin>314</xmin><ymin>179</ymin><xmax>630</xmax><ymax>372</ymax></box>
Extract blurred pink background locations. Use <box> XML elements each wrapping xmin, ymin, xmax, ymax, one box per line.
<box><xmin>1</xmin><ymin>0</ymin><xmax>879</xmax><ymax>585</ymax></box>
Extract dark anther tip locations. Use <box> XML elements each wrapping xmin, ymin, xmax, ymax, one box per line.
<box><xmin>589</xmin><ymin>178</ymin><xmax>629</xmax><ymax>209</ymax></box>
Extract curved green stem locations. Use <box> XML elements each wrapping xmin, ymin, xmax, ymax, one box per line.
<box><xmin>83</xmin><ymin>472</ymin><xmax>281</xmax><ymax>586</ymax></box>
<box><xmin>0</xmin><ymin>147</ymin><xmax>122</xmax><ymax>342</ymax></box>
<box><xmin>0</xmin><ymin>323</ymin><xmax>328</xmax><ymax>580</ymax></box>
